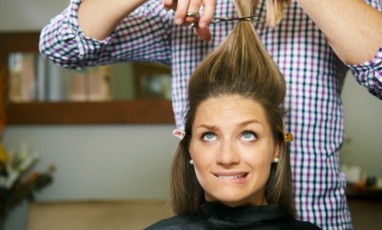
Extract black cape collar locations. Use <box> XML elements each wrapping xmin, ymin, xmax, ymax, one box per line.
<box><xmin>200</xmin><ymin>201</ymin><xmax>291</xmax><ymax>224</ymax></box>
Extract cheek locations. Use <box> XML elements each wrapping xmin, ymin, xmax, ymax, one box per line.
<box><xmin>189</xmin><ymin>138</ymin><xmax>214</xmax><ymax>161</ymax></box>
<box><xmin>239</xmin><ymin>143</ymin><xmax>275</xmax><ymax>166</ymax></box>
<box><xmin>189</xmin><ymin>140</ymin><xmax>214</xmax><ymax>177</ymax></box>
<box><xmin>188</xmin><ymin>145</ymin><xmax>207</xmax><ymax>188</ymax></box>
<box><xmin>189</xmin><ymin>146</ymin><xmax>211</xmax><ymax>167</ymax></box>
<box><xmin>240</xmin><ymin>146</ymin><xmax>273</xmax><ymax>184</ymax></box>
<box><xmin>188</xmin><ymin>139</ymin><xmax>199</xmax><ymax>160</ymax></box>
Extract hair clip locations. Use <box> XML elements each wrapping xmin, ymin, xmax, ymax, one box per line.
<box><xmin>172</xmin><ymin>129</ymin><xmax>186</xmax><ymax>140</ymax></box>
<box><xmin>284</xmin><ymin>133</ymin><xmax>294</xmax><ymax>143</ymax></box>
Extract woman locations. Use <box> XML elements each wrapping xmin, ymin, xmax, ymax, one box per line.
<box><xmin>146</xmin><ymin>1</ymin><xmax>319</xmax><ymax>229</ymax></box>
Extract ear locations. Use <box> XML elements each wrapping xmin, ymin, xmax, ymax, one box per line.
<box><xmin>272</xmin><ymin>144</ymin><xmax>281</xmax><ymax>163</ymax></box>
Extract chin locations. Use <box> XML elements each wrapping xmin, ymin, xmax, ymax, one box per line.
<box><xmin>206</xmin><ymin>190</ymin><xmax>265</xmax><ymax>207</ymax></box>
<box><xmin>220</xmin><ymin>200</ymin><xmax>246</xmax><ymax>208</ymax></box>
<box><xmin>208</xmin><ymin>195</ymin><xmax>250</xmax><ymax>207</ymax></box>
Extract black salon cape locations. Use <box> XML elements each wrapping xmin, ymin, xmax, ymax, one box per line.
<box><xmin>145</xmin><ymin>202</ymin><xmax>321</xmax><ymax>230</ymax></box>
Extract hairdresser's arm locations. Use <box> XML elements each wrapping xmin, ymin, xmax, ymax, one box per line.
<box><xmin>299</xmin><ymin>0</ymin><xmax>382</xmax><ymax>98</ymax></box>
<box><xmin>297</xmin><ymin>0</ymin><xmax>382</xmax><ymax>65</ymax></box>
<box><xmin>78</xmin><ymin>0</ymin><xmax>146</xmax><ymax>40</ymax></box>
<box><xmin>40</xmin><ymin>0</ymin><xmax>172</xmax><ymax>69</ymax></box>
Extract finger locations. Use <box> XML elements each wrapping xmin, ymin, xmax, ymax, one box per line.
<box><xmin>174</xmin><ymin>0</ymin><xmax>190</xmax><ymax>25</ymax></box>
<box><xmin>163</xmin><ymin>0</ymin><xmax>177</xmax><ymax>11</ymax></box>
<box><xmin>183</xmin><ymin>0</ymin><xmax>202</xmax><ymax>24</ymax></box>
<box><xmin>198</xmin><ymin>0</ymin><xmax>215</xmax><ymax>28</ymax></box>
<box><xmin>194</xmin><ymin>25</ymin><xmax>212</xmax><ymax>42</ymax></box>
<box><xmin>182</xmin><ymin>12</ymin><xmax>199</xmax><ymax>25</ymax></box>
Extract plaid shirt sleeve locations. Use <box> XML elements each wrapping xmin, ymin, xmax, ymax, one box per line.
<box><xmin>347</xmin><ymin>1</ymin><xmax>382</xmax><ymax>99</ymax></box>
<box><xmin>39</xmin><ymin>0</ymin><xmax>173</xmax><ymax>70</ymax></box>
<box><xmin>348</xmin><ymin>47</ymin><xmax>382</xmax><ymax>99</ymax></box>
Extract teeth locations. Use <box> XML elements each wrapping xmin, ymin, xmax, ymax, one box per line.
<box><xmin>218</xmin><ymin>174</ymin><xmax>246</xmax><ymax>179</ymax></box>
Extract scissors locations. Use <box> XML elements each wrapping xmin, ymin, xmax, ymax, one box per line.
<box><xmin>210</xmin><ymin>16</ymin><xmax>260</xmax><ymax>24</ymax></box>
<box><xmin>182</xmin><ymin>12</ymin><xmax>260</xmax><ymax>24</ymax></box>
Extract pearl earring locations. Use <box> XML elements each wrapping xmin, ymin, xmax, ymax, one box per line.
<box><xmin>189</xmin><ymin>160</ymin><xmax>194</xmax><ymax>165</ymax></box>
<box><xmin>273</xmin><ymin>157</ymin><xmax>279</xmax><ymax>163</ymax></box>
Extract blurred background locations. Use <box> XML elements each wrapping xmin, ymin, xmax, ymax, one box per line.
<box><xmin>0</xmin><ymin>0</ymin><xmax>381</xmax><ymax>229</ymax></box>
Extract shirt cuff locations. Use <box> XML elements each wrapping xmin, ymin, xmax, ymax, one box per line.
<box><xmin>61</xmin><ymin>0</ymin><xmax>114</xmax><ymax>59</ymax></box>
<box><xmin>348</xmin><ymin>46</ymin><xmax>382</xmax><ymax>84</ymax></box>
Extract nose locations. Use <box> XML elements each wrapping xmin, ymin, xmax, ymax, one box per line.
<box><xmin>216</xmin><ymin>140</ymin><xmax>240</xmax><ymax>166</ymax></box>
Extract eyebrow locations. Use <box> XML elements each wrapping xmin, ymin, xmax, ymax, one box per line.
<box><xmin>195</xmin><ymin>119</ymin><xmax>263</xmax><ymax>130</ymax></box>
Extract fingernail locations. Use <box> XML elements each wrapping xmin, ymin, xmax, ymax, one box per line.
<box><xmin>175</xmin><ymin>18</ymin><xmax>183</xmax><ymax>25</ymax></box>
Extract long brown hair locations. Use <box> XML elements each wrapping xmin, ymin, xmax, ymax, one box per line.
<box><xmin>264</xmin><ymin>0</ymin><xmax>291</xmax><ymax>26</ymax></box>
<box><xmin>170</xmin><ymin>0</ymin><xmax>295</xmax><ymax>218</ymax></box>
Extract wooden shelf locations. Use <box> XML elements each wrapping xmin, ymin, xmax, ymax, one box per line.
<box><xmin>6</xmin><ymin>100</ymin><xmax>174</xmax><ymax>125</ymax></box>
<box><xmin>1</xmin><ymin>31</ymin><xmax>175</xmax><ymax>125</ymax></box>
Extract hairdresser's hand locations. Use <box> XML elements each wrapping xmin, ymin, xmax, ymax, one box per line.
<box><xmin>163</xmin><ymin>0</ymin><xmax>215</xmax><ymax>41</ymax></box>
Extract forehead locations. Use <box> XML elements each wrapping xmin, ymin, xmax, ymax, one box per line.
<box><xmin>194</xmin><ymin>95</ymin><xmax>268</xmax><ymax>126</ymax></box>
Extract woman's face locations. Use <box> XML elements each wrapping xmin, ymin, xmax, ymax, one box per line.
<box><xmin>189</xmin><ymin>95</ymin><xmax>279</xmax><ymax>207</ymax></box>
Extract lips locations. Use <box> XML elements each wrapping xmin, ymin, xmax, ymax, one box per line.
<box><xmin>213</xmin><ymin>172</ymin><xmax>248</xmax><ymax>180</ymax></box>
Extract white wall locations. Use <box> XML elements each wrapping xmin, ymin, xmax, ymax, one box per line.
<box><xmin>3</xmin><ymin>125</ymin><xmax>177</xmax><ymax>229</ymax></box>
<box><xmin>1</xmin><ymin>1</ymin><xmax>382</xmax><ymax>230</ymax></box>
<box><xmin>341</xmin><ymin>72</ymin><xmax>382</xmax><ymax>175</ymax></box>
<box><xmin>3</xmin><ymin>126</ymin><xmax>177</xmax><ymax>201</ymax></box>
<box><xmin>0</xmin><ymin>0</ymin><xmax>68</xmax><ymax>31</ymax></box>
